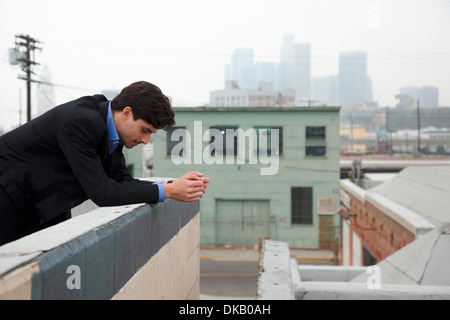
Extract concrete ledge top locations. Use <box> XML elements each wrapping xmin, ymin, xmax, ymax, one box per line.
<box><xmin>340</xmin><ymin>179</ymin><xmax>366</xmax><ymax>203</ymax></box>
<box><xmin>366</xmin><ymin>192</ymin><xmax>435</xmax><ymax>236</ymax></box>
<box><xmin>256</xmin><ymin>240</ymin><xmax>294</xmax><ymax>300</ymax></box>
<box><xmin>1</xmin><ymin>198</ymin><xmax>200</xmax><ymax>300</ymax></box>
<box><xmin>298</xmin><ymin>265</ymin><xmax>368</xmax><ymax>282</ymax></box>
<box><xmin>296</xmin><ymin>281</ymin><xmax>450</xmax><ymax>300</ymax></box>
<box><xmin>0</xmin><ymin>203</ymin><xmax>147</xmax><ymax>277</ymax></box>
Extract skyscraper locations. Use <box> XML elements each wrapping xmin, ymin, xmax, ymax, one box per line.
<box><xmin>276</xmin><ymin>34</ymin><xmax>311</xmax><ymax>105</ymax></box>
<box><xmin>338</xmin><ymin>51</ymin><xmax>368</xmax><ymax>108</ymax></box>
<box><xmin>276</xmin><ymin>34</ymin><xmax>295</xmax><ymax>91</ymax></box>
<box><xmin>36</xmin><ymin>65</ymin><xmax>55</xmax><ymax>116</ymax></box>
<box><xmin>397</xmin><ymin>86</ymin><xmax>439</xmax><ymax>109</ymax></box>
<box><xmin>419</xmin><ymin>86</ymin><xmax>439</xmax><ymax>108</ymax></box>
<box><xmin>227</xmin><ymin>48</ymin><xmax>255</xmax><ymax>89</ymax></box>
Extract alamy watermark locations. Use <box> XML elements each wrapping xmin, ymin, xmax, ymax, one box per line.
<box><xmin>366</xmin><ymin>5</ymin><xmax>381</xmax><ymax>30</ymax></box>
<box><xmin>66</xmin><ymin>265</ymin><xmax>81</xmax><ymax>290</ymax></box>
<box><xmin>366</xmin><ymin>265</ymin><xmax>381</xmax><ymax>290</ymax></box>
<box><xmin>169</xmin><ymin>121</ymin><xmax>280</xmax><ymax>176</ymax></box>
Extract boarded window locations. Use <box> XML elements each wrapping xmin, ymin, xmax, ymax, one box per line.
<box><xmin>291</xmin><ymin>187</ymin><xmax>313</xmax><ymax>224</ymax></box>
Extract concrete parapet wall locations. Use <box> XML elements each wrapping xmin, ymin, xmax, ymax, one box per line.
<box><xmin>295</xmin><ymin>282</ymin><xmax>450</xmax><ymax>300</ymax></box>
<box><xmin>112</xmin><ymin>214</ymin><xmax>200</xmax><ymax>300</ymax></box>
<box><xmin>0</xmin><ymin>200</ymin><xmax>200</xmax><ymax>300</ymax></box>
<box><xmin>256</xmin><ymin>240</ymin><xmax>294</xmax><ymax>300</ymax></box>
<box><xmin>256</xmin><ymin>240</ymin><xmax>450</xmax><ymax>300</ymax></box>
<box><xmin>297</xmin><ymin>265</ymin><xmax>367</xmax><ymax>282</ymax></box>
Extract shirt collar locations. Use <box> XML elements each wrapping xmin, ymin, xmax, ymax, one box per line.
<box><xmin>107</xmin><ymin>101</ymin><xmax>121</xmax><ymax>154</ymax></box>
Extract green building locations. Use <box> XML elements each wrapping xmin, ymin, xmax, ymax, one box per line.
<box><xmin>151</xmin><ymin>107</ymin><xmax>341</xmax><ymax>249</ymax></box>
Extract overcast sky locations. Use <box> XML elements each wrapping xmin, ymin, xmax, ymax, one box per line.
<box><xmin>1</xmin><ymin>0</ymin><xmax>450</xmax><ymax>130</ymax></box>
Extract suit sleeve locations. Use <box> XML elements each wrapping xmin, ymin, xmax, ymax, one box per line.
<box><xmin>56</xmin><ymin>114</ymin><xmax>159</xmax><ymax>206</ymax></box>
<box><xmin>108</xmin><ymin>146</ymin><xmax>154</xmax><ymax>185</ymax></box>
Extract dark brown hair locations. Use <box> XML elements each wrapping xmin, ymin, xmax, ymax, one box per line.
<box><xmin>111</xmin><ymin>81</ymin><xmax>175</xmax><ymax>131</ymax></box>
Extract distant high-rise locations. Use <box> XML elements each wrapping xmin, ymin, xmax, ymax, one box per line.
<box><xmin>366</xmin><ymin>76</ymin><xmax>373</xmax><ymax>103</ymax></box>
<box><xmin>226</xmin><ymin>48</ymin><xmax>255</xmax><ymax>89</ymax></box>
<box><xmin>222</xmin><ymin>35</ymin><xmax>312</xmax><ymax>105</ymax></box>
<box><xmin>339</xmin><ymin>51</ymin><xmax>368</xmax><ymax>108</ymax></box>
<box><xmin>276</xmin><ymin>34</ymin><xmax>311</xmax><ymax>105</ymax></box>
<box><xmin>294</xmin><ymin>43</ymin><xmax>311</xmax><ymax>105</ymax></box>
<box><xmin>419</xmin><ymin>86</ymin><xmax>439</xmax><ymax>108</ymax></box>
<box><xmin>397</xmin><ymin>86</ymin><xmax>439</xmax><ymax>109</ymax></box>
<box><xmin>37</xmin><ymin>65</ymin><xmax>55</xmax><ymax>116</ymax></box>
<box><xmin>276</xmin><ymin>34</ymin><xmax>295</xmax><ymax>91</ymax></box>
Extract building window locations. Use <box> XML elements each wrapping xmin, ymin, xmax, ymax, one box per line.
<box><xmin>291</xmin><ymin>187</ymin><xmax>313</xmax><ymax>224</ymax></box>
<box><xmin>305</xmin><ymin>126</ymin><xmax>326</xmax><ymax>156</ymax></box>
<box><xmin>209</xmin><ymin>126</ymin><xmax>238</xmax><ymax>157</ymax></box>
<box><xmin>167</xmin><ymin>126</ymin><xmax>186</xmax><ymax>156</ymax></box>
<box><xmin>254</xmin><ymin>127</ymin><xmax>283</xmax><ymax>156</ymax></box>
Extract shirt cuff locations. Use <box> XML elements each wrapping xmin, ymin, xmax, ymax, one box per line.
<box><xmin>152</xmin><ymin>182</ymin><xmax>166</xmax><ymax>202</ymax></box>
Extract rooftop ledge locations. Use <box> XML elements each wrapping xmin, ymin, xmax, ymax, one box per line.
<box><xmin>0</xmin><ymin>199</ymin><xmax>200</xmax><ymax>300</ymax></box>
<box><xmin>339</xmin><ymin>179</ymin><xmax>435</xmax><ymax>237</ymax></box>
<box><xmin>256</xmin><ymin>240</ymin><xmax>450</xmax><ymax>300</ymax></box>
<box><xmin>174</xmin><ymin>106</ymin><xmax>341</xmax><ymax>112</ymax></box>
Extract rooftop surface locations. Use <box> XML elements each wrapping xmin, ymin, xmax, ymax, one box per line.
<box><xmin>370</xmin><ymin>166</ymin><xmax>450</xmax><ymax>226</ymax></box>
<box><xmin>351</xmin><ymin>224</ymin><xmax>450</xmax><ymax>286</ymax></box>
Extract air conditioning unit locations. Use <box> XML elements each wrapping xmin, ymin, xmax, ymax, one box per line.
<box><xmin>317</xmin><ymin>197</ymin><xmax>335</xmax><ymax>215</ymax></box>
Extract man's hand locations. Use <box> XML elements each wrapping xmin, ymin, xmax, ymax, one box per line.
<box><xmin>164</xmin><ymin>171</ymin><xmax>210</xmax><ymax>202</ymax></box>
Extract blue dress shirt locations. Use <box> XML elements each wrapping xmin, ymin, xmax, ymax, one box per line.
<box><xmin>107</xmin><ymin>102</ymin><xmax>121</xmax><ymax>154</ymax></box>
<box><xmin>106</xmin><ymin>102</ymin><xmax>165</xmax><ymax>202</ymax></box>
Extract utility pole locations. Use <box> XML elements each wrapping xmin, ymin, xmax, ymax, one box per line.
<box><xmin>417</xmin><ymin>99</ymin><xmax>421</xmax><ymax>153</ymax></box>
<box><xmin>350</xmin><ymin>114</ymin><xmax>354</xmax><ymax>152</ymax></box>
<box><xmin>385</xmin><ymin>107</ymin><xmax>390</xmax><ymax>152</ymax></box>
<box><xmin>9</xmin><ymin>34</ymin><xmax>42</xmax><ymax>122</ymax></box>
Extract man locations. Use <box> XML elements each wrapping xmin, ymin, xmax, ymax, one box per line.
<box><xmin>0</xmin><ymin>81</ymin><xmax>209</xmax><ymax>246</ymax></box>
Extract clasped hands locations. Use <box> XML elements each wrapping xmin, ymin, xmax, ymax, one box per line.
<box><xmin>164</xmin><ymin>171</ymin><xmax>210</xmax><ymax>202</ymax></box>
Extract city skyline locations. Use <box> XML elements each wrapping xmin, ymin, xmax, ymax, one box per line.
<box><xmin>223</xmin><ymin>35</ymin><xmax>311</xmax><ymax>106</ymax></box>
<box><xmin>1</xmin><ymin>0</ymin><xmax>450</xmax><ymax>130</ymax></box>
<box><xmin>222</xmin><ymin>38</ymin><xmax>380</xmax><ymax>108</ymax></box>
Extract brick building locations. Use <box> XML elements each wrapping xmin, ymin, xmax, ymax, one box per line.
<box><xmin>338</xmin><ymin>166</ymin><xmax>450</xmax><ymax>266</ymax></box>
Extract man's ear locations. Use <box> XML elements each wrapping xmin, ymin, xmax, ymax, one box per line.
<box><xmin>122</xmin><ymin>106</ymin><xmax>133</xmax><ymax>119</ymax></box>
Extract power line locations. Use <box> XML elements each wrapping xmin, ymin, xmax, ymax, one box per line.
<box><xmin>36</xmin><ymin>77</ymin><xmax>97</xmax><ymax>92</ymax></box>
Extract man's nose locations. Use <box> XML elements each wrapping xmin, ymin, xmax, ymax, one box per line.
<box><xmin>141</xmin><ymin>133</ymin><xmax>151</xmax><ymax>145</ymax></box>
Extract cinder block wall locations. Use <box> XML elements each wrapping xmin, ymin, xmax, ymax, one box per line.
<box><xmin>112</xmin><ymin>213</ymin><xmax>200</xmax><ymax>299</ymax></box>
<box><xmin>0</xmin><ymin>200</ymin><xmax>200</xmax><ymax>300</ymax></box>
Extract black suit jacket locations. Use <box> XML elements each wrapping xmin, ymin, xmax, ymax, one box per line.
<box><xmin>0</xmin><ymin>94</ymin><xmax>159</xmax><ymax>224</ymax></box>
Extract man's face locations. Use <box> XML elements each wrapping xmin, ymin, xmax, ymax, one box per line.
<box><xmin>117</xmin><ymin>107</ymin><xmax>158</xmax><ymax>149</ymax></box>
